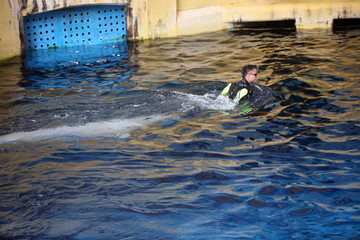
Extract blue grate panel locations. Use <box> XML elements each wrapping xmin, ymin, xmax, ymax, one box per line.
<box><xmin>24</xmin><ymin>5</ymin><xmax>126</xmax><ymax>49</ymax></box>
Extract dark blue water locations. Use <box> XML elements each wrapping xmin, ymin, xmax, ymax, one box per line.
<box><xmin>0</xmin><ymin>29</ymin><xmax>360</xmax><ymax>239</ymax></box>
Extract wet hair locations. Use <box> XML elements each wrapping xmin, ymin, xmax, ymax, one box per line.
<box><xmin>242</xmin><ymin>65</ymin><xmax>257</xmax><ymax>78</ymax></box>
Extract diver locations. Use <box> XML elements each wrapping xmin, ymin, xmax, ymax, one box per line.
<box><xmin>221</xmin><ymin>64</ymin><xmax>258</xmax><ymax>103</ymax></box>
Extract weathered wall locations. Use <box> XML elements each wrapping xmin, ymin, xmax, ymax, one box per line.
<box><xmin>176</xmin><ymin>0</ymin><xmax>360</xmax><ymax>35</ymax></box>
<box><xmin>0</xmin><ymin>0</ymin><xmax>22</xmax><ymax>60</ymax></box>
<box><xmin>21</xmin><ymin>0</ymin><xmax>128</xmax><ymax>15</ymax></box>
<box><xmin>127</xmin><ymin>0</ymin><xmax>177</xmax><ymax>39</ymax></box>
<box><xmin>128</xmin><ymin>0</ymin><xmax>360</xmax><ymax>39</ymax></box>
<box><xmin>1</xmin><ymin>0</ymin><xmax>360</xmax><ymax>60</ymax></box>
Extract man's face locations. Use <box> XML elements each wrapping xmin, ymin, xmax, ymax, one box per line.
<box><xmin>245</xmin><ymin>68</ymin><xmax>257</xmax><ymax>84</ymax></box>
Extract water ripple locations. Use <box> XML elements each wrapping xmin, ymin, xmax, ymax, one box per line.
<box><xmin>1</xmin><ymin>29</ymin><xmax>360</xmax><ymax>239</ymax></box>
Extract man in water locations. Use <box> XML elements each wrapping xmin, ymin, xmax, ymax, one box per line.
<box><xmin>220</xmin><ymin>64</ymin><xmax>258</xmax><ymax>103</ymax></box>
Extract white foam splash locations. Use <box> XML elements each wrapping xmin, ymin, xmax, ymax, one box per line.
<box><xmin>0</xmin><ymin>115</ymin><xmax>165</xmax><ymax>143</ymax></box>
<box><xmin>175</xmin><ymin>92</ymin><xmax>237</xmax><ymax>111</ymax></box>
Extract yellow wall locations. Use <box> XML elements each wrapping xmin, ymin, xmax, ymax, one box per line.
<box><xmin>128</xmin><ymin>0</ymin><xmax>360</xmax><ymax>39</ymax></box>
<box><xmin>1</xmin><ymin>0</ymin><xmax>360</xmax><ymax>60</ymax></box>
<box><xmin>0</xmin><ymin>0</ymin><xmax>22</xmax><ymax>60</ymax></box>
<box><xmin>127</xmin><ymin>0</ymin><xmax>178</xmax><ymax>39</ymax></box>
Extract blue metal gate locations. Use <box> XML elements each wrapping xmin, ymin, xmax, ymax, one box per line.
<box><xmin>24</xmin><ymin>5</ymin><xmax>127</xmax><ymax>50</ymax></box>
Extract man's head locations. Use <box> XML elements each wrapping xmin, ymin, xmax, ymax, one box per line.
<box><xmin>242</xmin><ymin>65</ymin><xmax>257</xmax><ymax>84</ymax></box>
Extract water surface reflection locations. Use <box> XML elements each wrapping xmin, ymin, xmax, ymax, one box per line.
<box><xmin>0</xmin><ymin>29</ymin><xmax>359</xmax><ymax>239</ymax></box>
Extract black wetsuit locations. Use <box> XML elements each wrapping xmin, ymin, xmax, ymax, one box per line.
<box><xmin>221</xmin><ymin>78</ymin><xmax>253</xmax><ymax>102</ymax></box>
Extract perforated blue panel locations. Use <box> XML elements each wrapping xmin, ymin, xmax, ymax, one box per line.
<box><xmin>24</xmin><ymin>5</ymin><xmax>126</xmax><ymax>49</ymax></box>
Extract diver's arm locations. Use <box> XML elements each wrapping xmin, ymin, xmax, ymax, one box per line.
<box><xmin>234</xmin><ymin>88</ymin><xmax>249</xmax><ymax>103</ymax></box>
<box><xmin>221</xmin><ymin>83</ymin><xmax>232</xmax><ymax>96</ymax></box>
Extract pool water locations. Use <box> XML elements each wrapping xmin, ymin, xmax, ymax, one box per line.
<box><xmin>0</xmin><ymin>28</ymin><xmax>359</xmax><ymax>239</ymax></box>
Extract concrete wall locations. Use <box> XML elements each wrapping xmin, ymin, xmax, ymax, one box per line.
<box><xmin>128</xmin><ymin>0</ymin><xmax>360</xmax><ymax>39</ymax></box>
<box><xmin>0</xmin><ymin>0</ymin><xmax>22</xmax><ymax>60</ymax></box>
<box><xmin>1</xmin><ymin>0</ymin><xmax>360</xmax><ymax>60</ymax></box>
